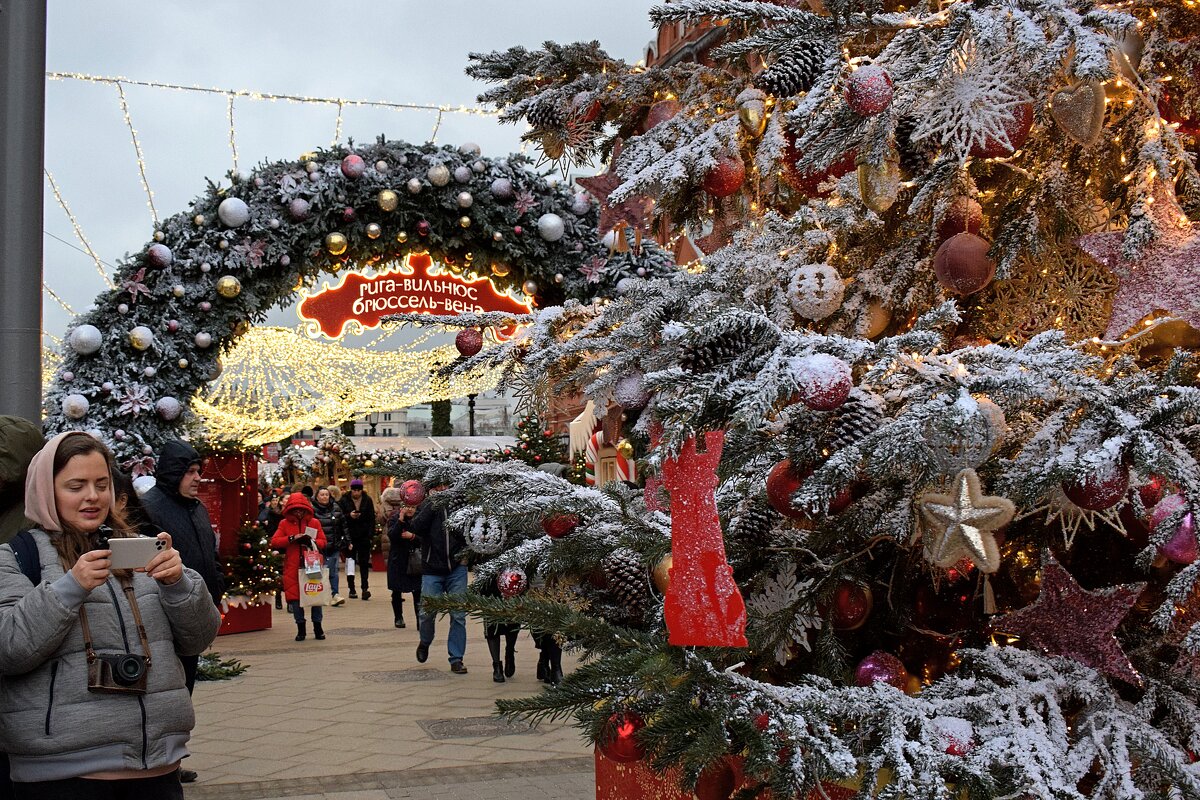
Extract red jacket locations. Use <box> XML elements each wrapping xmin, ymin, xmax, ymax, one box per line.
<box><xmin>271</xmin><ymin>493</ymin><xmax>327</xmax><ymax>601</ymax></box>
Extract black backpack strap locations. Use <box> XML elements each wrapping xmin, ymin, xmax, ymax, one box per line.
<box><xmin>9</xmin><ymin>530</ymin><xmax>42</xmax><ymax>586</ymax></box>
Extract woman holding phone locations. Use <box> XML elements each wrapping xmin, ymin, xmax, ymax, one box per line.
<box><xmin>0</xmin><ymin>432</ymin><xmax>221</xmax><ymax>799</ymax></box>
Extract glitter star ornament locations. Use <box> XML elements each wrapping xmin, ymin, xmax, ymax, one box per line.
<box><xmin>1077</xmin><ymin>183</ymin><xmax>1200</xmax><ymax>339</ymax></box>
<box><xmin>993</xmin><ymin>552</ymin><xmax>1145</xmax><ymax>685</ymax></box>
<box><xmin>918</xmin><ymin>468</ymin><xmax>1014</xmax><ymax>574</ymax></box>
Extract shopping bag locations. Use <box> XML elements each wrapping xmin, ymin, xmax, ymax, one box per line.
<box><xmin>299</xmin><ymin>566</ymin><xmax>331</xmax><ymax>607</ymax></box>
<box><xmin>346</xmin><ymin>556</ymin><xmax>356</xmax><ymax>577</ymax></box>
<box><xmin>303</xmin><ymin>548</ymin><xmax>324</xmax><ymax>579</ymax></box>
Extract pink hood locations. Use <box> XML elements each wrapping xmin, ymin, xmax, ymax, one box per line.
<box><xmin>24</xmin><ymin>431</ymin><xmax>94</xmax><ymax>533</ymax></box>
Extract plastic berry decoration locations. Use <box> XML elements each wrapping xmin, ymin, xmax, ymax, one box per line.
<box><xmin>845</xmin><ymin>64</ymin><xmax>893</xmax><ymax>116</ymax></box>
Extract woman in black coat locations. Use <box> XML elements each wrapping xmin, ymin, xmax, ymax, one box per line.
<box><xmin>383</xmin><ymin>488</ymin><xmax>421</xmax><ymax>628</ymax></box>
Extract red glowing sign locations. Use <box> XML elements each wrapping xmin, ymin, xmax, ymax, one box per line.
<box><xmin>298</xmin><ymin>253</ymin><xmax>533</xmax><ymax>340</ymax></box>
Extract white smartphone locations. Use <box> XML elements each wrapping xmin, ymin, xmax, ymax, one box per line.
<box><xmin>108</xmin><ymin>537</ymin><xmax>167</xmax><ymax>569</ymax></box>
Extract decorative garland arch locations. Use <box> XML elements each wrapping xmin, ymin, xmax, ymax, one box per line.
<box><xmin>45</xmin><ymin>137</ymin><xmax>675</xmax><ymax>471</ymax></box>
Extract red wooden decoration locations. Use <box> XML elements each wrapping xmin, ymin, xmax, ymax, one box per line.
<box><xmin>217</xmin><ymin>601</ymin><xmax>272</xmax><ymax>636</ymax></box>
<box><xmin>199</xmin><ymin>452</ymin><xmax>259</xmax><ymax>561</ymax></box>
<box><xmin>660</xmin><ymin>430</ymin><xmax>747</xmax><ymax>647</ymax></box>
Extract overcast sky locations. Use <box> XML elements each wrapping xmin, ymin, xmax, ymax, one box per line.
<box><xmin>41</xmin><ymin>1</ymin><xmax>656</xmax><ymax>347</ymax></box>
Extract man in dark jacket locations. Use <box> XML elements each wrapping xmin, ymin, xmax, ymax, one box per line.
<box><xmin>410</xmin><ymin>490</ymin><xmax>468</xmax><ymax>674</ymax></box>
<box><xmin>338</xmin><ymin>479</ymin><xmax>376</xmax><ymax>600</ymax></box>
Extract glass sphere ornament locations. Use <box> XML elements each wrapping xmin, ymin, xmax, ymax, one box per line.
<box><xmin>194</xmin><ymin>332</ymin><xmax>213</xmax><ymax>349</ymax></box>
<box><xmin>61</xmin><ymin>371</ymin><xmax>74</xmax><ymax>383</ymax></box>
<box><xmin>830</xmin><ymin>581</ymin><xmax>873</xmax><ymax>630</ymax></box>
<box><xmin>969</xmin><ymin>103</ymin><xmax>1033</xmax><ymax>158</ymax></box>
<box><xmin>490</xmin><ymin>177</ymin><xmax>514</xmax><ymax>200</ymax></box>
<box><xmin>845</xmin><ymin>64</ymin><xmax>894</xmax><ymax>116</ymax></box>
<box><xmin>459</xmin><ymin>216</ymin><xmax>471</xmax><ymax>229</ymax></box>
<box><xmin>396</xmin><ymin>231</ymin><xmax>409</xmax><ymax>243</ymax></box>
<box><xmin>153</xmin><ymin>230</ymin><xmax>165</xmax><ymax>242</ymax></box>
<box><xmin>522</xmin><ymin>279</ymin><xmax>538</xmax><ymax>296</ymax></box>
<box><xmin>766</xmin><ymin>459</ymin><xmax>810</xmax><ymax>520</ymax></box>
<box><xmin>455</xmin><ymin>328</ymin><xmax>484</xmax><ymax>357</ymax></box>
<box><xmin>542</xmin><ymin>514</ymin><xmax>579</xmax><ymax>539</ymax></box>
<box><xmin>453</xmin><ymin>165</ymin><xmax>472</xmax><ymax>184</ymax></box>
<box><xmin>702</xmin><ymin>156</ymin><xmax>746</xmax><ymax>198</ymax></box>
<box><xmin>456</xmin><ymin>191</ymin><xmax>474</xmax><ymax>208</ymax></box>
<box><xmin>599</xmin><ymin>713</ymin><xmax>646</xmax><ymax>764</ymax></box>
<box><xmin>458</xmin><ymin>142</ymin><xmax>481</xmax><ymax>157</ymax></box>
<box><xmin>415</xmin><ymin>220</ymin><xmax>431</xmax><ymax>237</ymax></box>
<box><xmin>146</xmin><ymin>243</ymin><xmax>173</xmax><ymax>268</ymax></box>
<box><xmin>155</xmin><ymin>396</ymin><xmax>182</xmax><ymax>421</ymax></box>
<box><xmin>325</xmin><ymin>233</ymin><xmax>349</xmax><ymax>256</ymax></box>
<box><xmin>1151</xmin><ymin>494</ymin><xmax>1197</xmax><ymax>564</ymax></box>
<box><xmin>1062</xmin><ymin>464</ymin><xmax>1130</xmax><ymax>511</ymax></box>
<box><xmin>217</xmin><ymin>197</ymin><xmax>251</xmax><ymax>227</ymax></box>
<box><xmin>537</xmin><ymin>213</ymin><xmax>566</xmax><ymax>242</ymax></box>
<box><xmin>267</xmin><ymin>217</ymin><xmax>281</xmax><ymax>230</ymax></box>
<box><xmin>128</xmin><ymin>326</ymin><xmax>155</xmax><ymax>351</ymax></box>
<box><xmin>789</xmin><ymin>264</ymin><xmax>845</xmax><ymax>321</ymax></box>
<box><xmin>651</xmin><ymin>554</ymin><xmax>672</xmax><ymax>593</ymax></box>
<box><xmin>497</xmin><ymin>567</ymin><xmax>528</xmax><ymax>599</ymax></box>
<box><xmin>200</xmin><ymin>262</ymin><xmax>212</xmax><ymax>273</ymax></box>
<box><xmin>371</xmin><ymin>159</ymin><xmax>388</xmax><ymax>174</ymax></box>
<box><xmin>854</xmin><ymin>650</ymin><xmax>909</xmax><ymax>689</ymax></box>
<box><xmin>406</xmin><ymin>178</ymin><xmax>423</xmax><ymax>195</ymax></box>
<box><xmin>217</xmin><ymin>239</ymin><xmax>229</xmax><ymax>250</ymax></box>
<box><xmin>216</xmin><ymin>275</ymin><xmax>243</xmax><ymax>298</ymax></box>
<box><xmin>177</xmin><ymin>358</ymin><xmax>189</xmax><ymax>369</ymax></box>
<box><xmin>117</xmin><ymin>303</ymin><xmax>129</xmax><ymax>315</ymax></box>
<box><xmin>791</xmin><ymin>353</ymin><xmax>853</xmax><ymax>410</ymax></box>
<box><xmin>492</xmin><ymin>231</ymin><xmax>504</xmax><ymax>243</ymax></box>
<box><xmin>62</xmin><ymin>394</ymin><xmax>90</xmax><ymax>420</ymax></box>
<box><xmin>400</xmin><ymin>479</ymin><xmax>427</xmax><ymax>506</ymax></box>
<box><xmin>491</xmin><ymin>263</ymin><xmax>509</xmax><ymax>277</ymax></box>
<box><xmin>377</xmin><ymin>189</ymin><xmax>399</xmax><ymax>211</ymax></box>
<box><xmin>362</xmin><ymin>223</ymin><xmax>381</xmax><ymax>240</ymax></box>
<box><xmin>142</xmin><ymin>366</ymin><xmax>157</xmax><ymax>378</ymax></box>
<box><xmin>426</xmin><ymin>163</ymin><xmax>451</xmax><ymax>186</ymax></box>
<box><xmin>933</xmin><ymin>233</ymin><xmax>996</xmax><ymax>296</ymax></box>
<box><xmin>192</xmin><ymin>214</ymin><xmax>205</xmax><ymax>226</ymax></box>
<box><xmin>340</xmin><ymin>153</ymin><xmax>367</xmax><ymax>179</ymax></box>
<box><xmin>472</xmin><ymin>160</ymin><xmax>486</xmax><ymax>173</ymax></box>
<box><xmin>554</xmin><ymin>273</ymin><xmax>564</xmax><ymax>283</ymax></box>
<box><xmin>288</xmin><ymin>198</ymin><xmax>310</xmax><ymax>220</ymax></box>
<box><xmin>69</xmin><ymin>324</ymin><xmax>103</xmax><ymax>355</ymax></box>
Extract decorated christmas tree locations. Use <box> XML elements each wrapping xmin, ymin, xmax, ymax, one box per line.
<box><xmin>383</xmin><ymin>2</ymin><xmax>1200</xmax><ymax>797</ymax></box>
<box><xmin>224</xmin><ymin>522</ymin><xmax>282</xmax><ymax>606</ymax></box>
<box><xmin>508</xmin><ymin>412</ymin><xmax>568</xmax><ymax>467</ymax></box>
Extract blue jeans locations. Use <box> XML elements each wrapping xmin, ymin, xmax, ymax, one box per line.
<box><xmin>324</xmin><ymin>553</ymin><xmax>341</xmax><ymax>596</ymax></box>
<box><xmin>420</xmin><ymin>565</ymin><xmax>467</xmax><ymax>663</ymax></box>
<box><xmin>288</xmin><ymin>600</ymin><xmax>322</xmax><ymax>625</ymax></box>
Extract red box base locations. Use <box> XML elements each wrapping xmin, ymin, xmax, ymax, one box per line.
<box><xmin>218</xmin><ymin>602</ymin><xmax>273</xmax><ymax>636</ymax></box>
<box><xmin>371</xmin><ymin>552</ymin><xmax>386</xmax><ymax>572</ymax></box>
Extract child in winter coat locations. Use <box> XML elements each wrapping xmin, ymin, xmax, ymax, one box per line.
<box><xmin>270</xmin><ymin>493</ymin><xmax>328</xmax><ymax>641</ymax></box>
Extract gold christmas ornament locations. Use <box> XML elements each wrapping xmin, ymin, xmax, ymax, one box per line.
<box><xmin>736</xmin><ymin>87</ymin><xmax>768</xmax><ymax>138</ymax></box>
<box><xmin>1050</xmin><ymin>79</ymin><xmax>1106</xmax><ymax>146</ymax></box>
<box><xmin>459</xmin><ymin>216</ymin><xmax>472</xmax><ymax>229</ymax></box>
<box><xmin>651</xmin><ymin>554</ymin><xmax>672</xmax><ymax>593</ymax></box>
<box><xmin>857</xmin><ymin>149</ymin><xmax>902</xmax><ymax>214</ymax></box>
<box><xmin>366</xmin><ymin>223</ymin><xmax>382</xmax><ymax>239</ymax></box>
<box><xmin>364</xmin><ymin>460</ymin><xmax>375</xmax><ymax>468</ymax></box>
<box><xmin>377</xmin><ymin>189</ymin><xmax>399</xmax><ymax>212</ymax></box>
<box><xmin>863</xmin><ymin>300</ymin><xmax>891</xmax><ymax>339</ymax></box>
<box><xmin>616</xmin><ymin>438</ymin><xmax>635</xmax><ymax>459</ymax></box>
<box><xmin>216</xmin><ymin>275</ymin><xmax>243</xmax><ymax>299</ymax></box>
<box><xmin>918</xmin><ymin>468</ymin><xmax>1014</xmax><ymax>574</ymax></box>
<box><xmin>492</xmin><ymin>262</ymin><xmax>510</xmax><ymax>277</ymax></box>
<box><xmin>325</xmin><ymin>232</ymin><xmax>348</xmax><ymax>256</ymax></box>
<box><xmin>396</xmin><ymin>231</ymin><xmax>409</xmax><ymax>244</ymax></box>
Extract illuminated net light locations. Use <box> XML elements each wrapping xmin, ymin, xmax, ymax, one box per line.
<box><xmin>193</xmin><ymin>326</ymin><xmax>502</xmax><ymax>446</ymax></box>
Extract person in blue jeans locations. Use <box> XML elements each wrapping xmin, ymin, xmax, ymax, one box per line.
<box><xmin>408</xmin><ymin>488</ymin><xmax>469</xmax><ymax>674</ymax></box>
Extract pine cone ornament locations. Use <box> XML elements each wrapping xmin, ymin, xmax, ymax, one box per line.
<box><xmin>755</xmin><ymin>44</ymin><xmax>833</xmax><ymax>97</ymax></box>
<box><xmin>896</xmin><ymin>115</ymin><xmax>937</xmax><ymax>175</ymax></box>
<box><xmin>729</xmin><ymin>499</ymin><xmax>781</xmax><ymax>547</ymax></box>
<box><xmin>527</xmin><ymin>100</ymin><xmax>566</xmax><ymax>131</ymax></box>
<box><xmin>831</xmin><ymin>388</ymin><xmax>886</xmax><ymax>451</ymax></box>
<box><xmin>602</xmin><ymin>548</ymin><xmax>650</xmax><ymax>614</ymax></box>
<box><xmin>679</xmin><ymin>329</ymin><xmax>760</xmax><ymax>372</ymax></box>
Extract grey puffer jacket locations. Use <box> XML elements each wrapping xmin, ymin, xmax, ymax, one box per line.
<box><xmin>0</xmin><ymin>530</ymin><xmax>221</xmax><ymax>782</ymax></box>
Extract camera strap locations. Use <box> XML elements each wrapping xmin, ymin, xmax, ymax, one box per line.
<box><xmin>78</xmin><ymin>577</ymin><xmax>152</xmax><ymax>668</ymax></box>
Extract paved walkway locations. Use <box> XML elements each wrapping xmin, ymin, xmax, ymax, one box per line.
<box><xmin>184</xmin><ymin>574</ymin><xmax>593</xmax><ymax>799</ymax></box>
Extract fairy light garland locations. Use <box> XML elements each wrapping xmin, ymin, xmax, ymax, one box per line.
<box><xmin>43</xmin><ymin>169</ymin><xmax>114</xmax><ymax>289</ymax></box>
<box><xmin>113</xmin><ymin>81</ymin><xmax>158</xmax><ymax>224</ymax></box>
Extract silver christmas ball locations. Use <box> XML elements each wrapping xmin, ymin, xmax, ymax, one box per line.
<box><xmin>254</xmin><ymin>176</ymin><xmax>265</xmax><ymax>188</ymax></box>
<box><xmin>68</xmin><ymin>324</ymin><xmax>103</xmax><ymax>355</ymax></box>
<box><xmin>453</xmin><ymin>165</ymin><xmax>473</xmax><ymax>184</ymax></box>
<box><xmin>61</xmin><ymin>371</ymin><xmax>74</xmax><ymax>383</ymax></box>
<box><xmin>288</xmin><ymin>198</ymin><xmax>311</xmax><ymax>220</ymax></box>
<box><xmin>490</xmin><ymin>178</ymin><xmax>514</xmax><ymax>200</ymax></box>
<box><xmin>601</xmin><ymin>230</ymin><xmax>617</xmax><ymax>249</ymax></box>
<box><xmin>117</xmin><ymin>303</ymin><xmax>129</xmax><ymax>315</ymax></box>
<box><xmin>128</xmin><ymin>326</ymin><xmax>155</xmax><ymax>351</ymax></box>
<box><xmin>177</xmin><ymin>358</ymin><xmax>189</xmax><ymax>369</ymax></box>
<box><xmin>616</xmin><ymin>277</ymin><xmax>637</xmax><ymax>295</ymax></box>
<box><xmin>397</xmin><ymin>154</ymin><xmax>409</xmax><ymax>165</ymax></box>
<box><xmin>114</xmin><ymin>429</ymin><xmax>125</xmax><ymax>440</ymax></box>
<box><xmin>217</xmin><ymin>239</ymin><xmax>229</xmax><ymax>250</ymax></box>
<box><xmin>143</xmin><ymin>446</ymin><xmax>153</xmax><ymax>456</ymax></box>
<box><xmin>195</xmin><ymin>332</ymin><xmax>213</xmax><ymax>349</ymax></box>
<box><xmin>279</xmin><ymin>255</ymin><xmax>291</xmax><ymax>267</ymax></box>
<box><xmin>268</xmin><ymin>217</ymin><xmax>281</xmax><ymax>230</ymax></box>
<box><xmin>427</xmin><ymin>163</ymin><xmax>451</xmax><ymax>187</ymax></box>
<box><xmin>305</xmin><ymin>160</ymin><xmax>320</xmax><ymax>173</ymax></box>
<box><xmin>155</xmin><ymin>396</ymin><xmax>182</xmax><ymax>421</ymax></box>
<box><xmin>458</xmin><ymin>142</ymin><xmax>482</xmax><ymax>157</ymax></box>
<box><xmin>101</xmin><ymin>381</ymin><xmax>115</xmax><ymax>393</ymax></box>
<box><xmin>200</xmin><ymin>262</ymin><xmax>212</xmax><ymax>273</ymax></box>
<box><xmin>493</xmin><ymin>231</ymin><xmax>504</xmax><ymax>242</ymax></box>
<box><xmin>153</xmin><ymin>230</ymin><xmax>165</xmax><ymax>242</ymax></box>
<box><xmin>537</xmin><ymin>213</ymin><xmax>566</xmax><ymax>242</ymax></box>
<box><xmin>193</xmin><ymin>214</ymin><xmax>206</xmax><ymax>226</ymax></box>
<box><xmin>375</xmin><ymin>159</ymin><xmax>389</xmax><ymax>173</ymax></box>
<box><xmin>62</xmin><ymin>394</ymin><xmax>90</xmax><ymax>420</ymax></box>
<box><xmin>217</xmin><ymin>197</ymin><xmax>251</xmax><ymax>227</ymax></box>
<box><xmin>407</xmin><ymin>178</ymin><xmax>423</xmax><ymax>194</ymax></box>
<box><xmin>457</xmin><ymin>191</ymin><xmax>474</xmax><ymax>208</ymax></box>
<box><xmin>472</xmin><ymin>160</ymin><xmax>486</xmax><ymax>173</ymax></box>
<box><xmin>172</xmin><ymin>285</ymin><xmax>185</xmax><ymax>298</ymax></box>
<box><xmin>554</xmin><ymin>273</ymin><xmax>564</xmax><ymax>283</ymax></box>
<box><xmin>571</xmin><ymin>194</ymin><xmax>591</xmax><ymax>215</ymax></box>
<box><xmin>142</xmin><ymin>366</ymin><xmax>157</xmax><ymax>378</ymax></box>
<box><xmin>522</xmin><ymin>279</ymin><xmax>539</xmax><ymax>296</ymax></box>
<box><xmin>199</xmin><ymin>301</ymin><xmax>212</xmax><ymax>312</ymax></box>
<box><xmin>637</xmin><ymin>267</ymin><xmax>647</xmax><ymax>277</ymax></box>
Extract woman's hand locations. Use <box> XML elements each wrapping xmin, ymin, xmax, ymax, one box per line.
<box><xmin>142</xmin><ymin>533</ymin><xmax>183</xmax><ymax>585</ymax></box>
<box><xmin>71</xmin><ymin>549</ymin><xmax>112</xmax><ymax>591</ymax></box>
<box><xmin>401</xmin><ymin>530</ymin><xmax>415</xmax><ymax>540</ymax></box>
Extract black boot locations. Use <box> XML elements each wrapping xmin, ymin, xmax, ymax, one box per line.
<box><xmin>392</xmin><ymin>595</ymin><xmax>405</xmax><ymax>628</ymax></box>
<box><xmin>313</xmin><ymin>620</ymin><xmax>325</xmax><ymax>640</ymax></box>
<box><xmin>548</xmin><ymin>641</ymin><xmax>564</xmax><ymax>686</ymax></box>
<box><xmin>361</xmin><ymin>575</ymin><xmax>371</xmax><ymax>600</ymax></box>
<box><xmin>536</xmin><ymin>648</ymin><xmax>549</xmax><ymax>682</ymax></box>
<box><xmin>347</xmin><ymin>575</ymin><xmax>357</xmax><ymax>599</ymax></box>
<box><xmin>487</xmin><ymin>636</ymin><xmax>505</xmax><ymax>683</ymax></box>
<box><xmin>275</xmin><ymin>590</ymin><xmax>283</xmax><ymax>610</ymax></box>
<box><xmin>504</xmin><ymin>633</ymin><xmax>518</xmax><ymax>678</ymax></box>
<box><xmin>295</xmin><ymin>620</ymin><xmax>306</xmax><ymax>642</ymax></box>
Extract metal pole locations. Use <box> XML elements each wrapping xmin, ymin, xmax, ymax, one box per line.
<box><xmin>0</xmin><ymin>1</ymin><xmax>48</xmax><ymax>422</ymax></box>
<box><xmin>468</xmin><ymin>394</ymin><xmax>477</xmax><ymax>436</ymax></box>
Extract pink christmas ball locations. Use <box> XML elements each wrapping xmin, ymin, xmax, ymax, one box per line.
<box><xmin>845</xmin><ymin>65</ymin><xmax>894</xmax><ymax>116</ymax></box>
<box><xmin>792</xmin><ymin>353</ymin><xmax>853</xmax><ymax>411</ymax></box>
<box><xmin>1152</xmin><ymin>494</ymin><xmax>1197</xmax><ymax>564</ymax></box>
<box><xmin>854</xmin><ymin>650</ymin><xmax>909</xmax><ymax>689</ymax></box>
<box><xmin>417</xmin><ymin>220</ymin><xmax>431</xmax><ymax>237</ymax></box>
<box><xmin>340</xmin><ymin>154</ymin><xmax>367</xmax><ymax>179</ymax></box>
<box><xmin>341</xmin><ymin>206</ymin><xmax>357</xmax><ymax>223</ymax></box>
<box><xmin>288</xmin><ymin>198</ymin><xmax>311</xmax><ymax>221</ymax></box>
<box><xmin>455</xmin><ymin>328</ymin><xmax>484</xmax><ymax>358</ymax></box>
<box><xmin>513</xmin><ymin>225</ymin><xmax>523</xmax><ymax>236</ymax></box>
<box><xmin>400</xmin><ymin>479</ymin><xmax>426</xmax><ymax>506</ymax></box>
<box><xmin>933</xmin><ymin>233</ymin><xmax>996</xmax><ymax>296</ymax></box>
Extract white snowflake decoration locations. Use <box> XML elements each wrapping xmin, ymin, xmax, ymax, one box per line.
<box><xmin>466</xmin><ymin>515</ymin><xmax>506</xmax><ymax>555</ymax></box>
<box><xmin>747</xmin><ymin>562</ymin><xmax>822</xmax><ymax>665</ymax></box>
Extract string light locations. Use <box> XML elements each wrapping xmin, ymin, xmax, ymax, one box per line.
<box><xmin>226</xmin><ymin>95</ymin><xmax>239</xmax><ymax>174</ymax></box>
<box><xmin>43</xmin><ymin>283</ymin><xmax>76</xmax><ymax>315</ymax></box>
<box><xmin>331</xmin><ymin>99</ymin><xmax>344</xmax><ymax>147</ymax></box>
<box><xmin>113</xmin><ymin>81</ymin><xmax>158</xmax><ymax>225</ymax></box>
<box><xmin>43</xmin><ymin>169</ymin><xmax>115</xmax><ymax>289</ymax></box>
<box><xmin>193</xmin><ymin>326</ymin><xmax>503</xmax><ymax>446</ymax></box>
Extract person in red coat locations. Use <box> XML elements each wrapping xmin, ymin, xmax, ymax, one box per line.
<box><xmin>271</xmin><ymin>493</ymin><xmax>328</xmax><ymax>641</ymax></box>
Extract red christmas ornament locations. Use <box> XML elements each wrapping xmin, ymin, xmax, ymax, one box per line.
<box><xmin>1062</xmin><ymin>465</ymin><xmax>1130</xmax><ymax>511</ymax></box>
<box><xmin>455</xmin><ymin>328</ymin><xmax>484</xmax><ymax>358</ymax></box>
<box><xmin>695</xmin><ymin>757</ymin><xmax>738</xmax><ymax>800</ymax></box>
<box><xmin>1151</xmin><ymin>494</ymin><xmax>1197</xmax><ymax>565</ymax></box>
<box><xmin>753</xmin><ymin>712</ymin><xmax>771</xmax><ymax>732</ymax></box>
<box><xmin>599</xmin><ymin>713</ymin><xmax>646</xmax><ymax>763</ymax></box>
<box><xmin>766</xmin><ymin>459</ymin><xmax>810</xmax><ymax>520</ymax></box>
<box><xmin>783</xmin><ymin>129</ymin><xmax>857</xmax><ymax>195</ymax></box>
<box><xmin>497</xmin><ymin>567</ymin><xmax>528</xmax><ymax>599</ymax></box>
<box><xmin>642</xmin><ymin>99</ymin><xmax>681</xmax><ymax>132</ymax></box>
<box><xmin>933</xmin><ymin>233</ymin><xmax>996</xmax><ymax>296</ymax></box>
<box><xmin>792</xmin><ymin>353</ymin><xmax>853</xmax><ymax>411</ymax></box>
<box><xmin>844</xmin><ymin>65</ymin><xmax>893</xmax><ymax>116</ymax></box>
<box><xmin>340</xmin><ymin>153</ymin><xmax>367</xmax><ymax>178</ymax></box>
<box><xmin>542</xmin><ymin>514</ymin><xmax>579</xmax><ymax>539</ymax></box>
<box><xmin>702</xmin><ymin>157</ymin><xmax>746</xmax><ymax>198</ymax></box>
<box><xmin>400</xmin><ymin>479</ymin><xmax>426</xmax><ymax>506</ymax></box>
<box><xmin>341</xmin><ymin>206</ymin><xmax>356</xmax><ymax>223</ymax></box>
<box><xmin>853</xmin><ymin>650</ymin><xmax>909</xmax><ymax>689</ymax></box>
<box><xmin>662</xmin><ymin>430</ymin><xmax>748</xmax><ymax>647</ymax></box>
<box><xmin>416</xmin><ymin>220</ymin><xmax>431</xmax><ymax>237</ymax></box>
<box><xmin>936</xmin><ymin>197</ymin><xmax>983</xmax><ymax>243</ymax></box>
<box><xmin>574</xmin><ymin>98</ymin><xmax>603</xmax><ymax>124</ymax></box>
<box><xmin>830</xmin><ymin>581</ymin><xmax>873</xmax><ymax>630</ymax></box>
<box><xmin>1158</xmin><ymin>89</ymin><xmax>1200</xmax><ymax>139</ymax></box>
<box><xmin>1139</xmin><ymin>476</ymin><xmax>1168</xmax><ymax>509</ymax></box>
<box><xmin>969</xmin><ymin>103</ymin><xmax>1034</xmax><ymax>159</ymax></box>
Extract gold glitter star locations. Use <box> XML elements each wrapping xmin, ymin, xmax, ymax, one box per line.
<box><xmin>918</xmin><ymin>468</ymin><xmax>1015</xmax><ymax>574</ymax></box>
